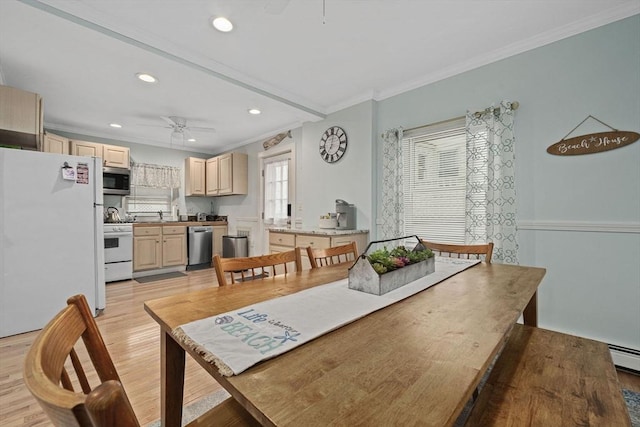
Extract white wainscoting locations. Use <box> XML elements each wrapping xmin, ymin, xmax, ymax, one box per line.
<box><xmin>517</xmin><ymin>219</ymin><xmax>640</xmax><ymax>370</ymax></box>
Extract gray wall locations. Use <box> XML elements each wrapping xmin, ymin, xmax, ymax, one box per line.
<box><xmin>375</xmin><ymin>15</ymin><xmax>640</xmax><ymax>349</ymax></box>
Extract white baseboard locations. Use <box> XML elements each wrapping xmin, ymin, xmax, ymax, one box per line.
<box><xmin>610</xmin><ymin>347</ymin><xmax>640</xmax><ymax>372</ymax></box>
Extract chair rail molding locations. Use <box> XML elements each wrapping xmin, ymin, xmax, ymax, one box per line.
<box><xmin>517</xmin><ymin>220</ymin><xmax>640</xmax><ymax>234</ymax></box>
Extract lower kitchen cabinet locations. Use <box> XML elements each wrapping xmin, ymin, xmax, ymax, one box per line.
<box><xmin>268</xmin><ymin>230</ymin><xmax>368</xmax><ymax>270</ymax></box>
<box><xmin>133</xmin><ymin>227</ymin><xmax>162</xmax><ymax>271</ymax></box>
<box><xmin>162</xmin><ymin>226</ymin><xmax>187</xmax><ymax>266</ymax></box>
<box><xmin>134</xmin><ymin>225</ymin><xmax>186</xmax><ymax>271</ymax></box>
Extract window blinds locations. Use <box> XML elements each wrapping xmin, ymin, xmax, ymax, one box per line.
<box><xmin>402</xmin><ymin>120</ymin><xmax>467</xmax><ymax>244</ymax></box>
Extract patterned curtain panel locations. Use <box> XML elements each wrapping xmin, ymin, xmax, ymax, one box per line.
<box><xmin>465</xmin><ymin>101</ymin><xmax>518</xmax><ymax>264</ymax></box>
<box><xmin>131</xmin><ymin>163</ymin><xmax>181</xmax><ymax>189</ymax></box>
<box><xmin>379</xmin><ymin>127</ymin><xmax>404</xmax><ymax>239</ymax></box>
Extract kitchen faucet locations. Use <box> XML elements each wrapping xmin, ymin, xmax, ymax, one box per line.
<box><xmin>158</xmin><ymin>210</ymin><xmax>163</xmax><ymax>220</ymax></box>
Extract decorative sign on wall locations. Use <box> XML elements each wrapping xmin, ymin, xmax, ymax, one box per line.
<box><xmin>547</xmin><ymin>115</ymin><xmax>639</xmax><ymax>156</ymax></box>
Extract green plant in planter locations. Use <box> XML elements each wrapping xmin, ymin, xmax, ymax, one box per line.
<box><xmin>367</xmin><ymin>245</ymin><xmax>433</xmax><ymax>275</ymax></box>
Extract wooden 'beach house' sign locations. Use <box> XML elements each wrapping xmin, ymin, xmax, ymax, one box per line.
<box><xmin>547</xmin><ymin>115</ymin><xmax>639</xmax><ymax>156</ymax></box>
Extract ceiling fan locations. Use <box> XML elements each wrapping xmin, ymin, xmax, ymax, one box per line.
<box><xmin>158</xmin><ymin>116</ymin><xmax>216</xmax><ymax>145</ymax></box>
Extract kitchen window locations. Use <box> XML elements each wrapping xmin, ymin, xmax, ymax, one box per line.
<box><xmin>402</xmin><ymin>117</ymin><xmax>470</xmax><ymax>244</ymax></box>
<box><xmin>124</xmin><ymin>187</ymin><xmax>174</xmax><ymax>219</ymax></box>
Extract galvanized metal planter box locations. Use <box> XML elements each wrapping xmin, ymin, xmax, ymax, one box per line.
<box><xmin>348</xmin><ymin>236</ymin><xmax>435</xmax><ymax>296</ymax></box>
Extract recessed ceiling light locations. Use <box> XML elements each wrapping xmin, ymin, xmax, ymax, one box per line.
<box><xmin>248</xmin><ymin>108</ymin><xmax>261</xmax><ymax>115</ymax></box>
<box><xmin>212</xmin><ymin>16</ymin><xmax>233</xmax><ymax>32</ymax></box>
<box><xmin>187</xmin><ymin>138</ymin><xmax>196</xmax><ymax>142</ymax></box>
<box><xmin>136</xmin><ymin>73</ymin><xmax>157</xmax><ymax>83</ymax></box>
<box><xmin>109</xmin><ymin>123</ymin><xmax>122</xmax><ymax>128</ymax></box>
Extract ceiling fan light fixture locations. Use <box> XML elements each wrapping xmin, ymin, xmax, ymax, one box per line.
<box><xmin>248</xmin><ymin>108</ymin><xmax>261</xmax><ymax>115</ymax></box>
<box><xmin>136</xmin><ymin>73</ymin><xmax>157</xmax><ymax>83</ymax></box>
<box><xmin>187</xmin><ymin>138</ymin><xmax>196</xmax><ymax>142</ymax></box>
<box><xmin>212</xmin><ymin>16</ymin><xmax>233</xmax><ymax>32</ymax></box>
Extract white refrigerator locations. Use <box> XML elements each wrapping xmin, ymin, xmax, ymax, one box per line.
<box><xmin>0</xmin><ymin>148</ymin><xmax>105</xmax><ymax>338</ymax></box>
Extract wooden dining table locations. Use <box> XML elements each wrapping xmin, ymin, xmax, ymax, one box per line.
<box><xmin>144</xmin><ymin>261</ymin><xmax>545</xmax><ymax>426</ymax></box>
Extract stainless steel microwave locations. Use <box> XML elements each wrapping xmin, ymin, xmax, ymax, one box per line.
<box><xmin>103</xmin><ymin>167</ymin><xmax>130</xmax><ymax>195</ymax></box>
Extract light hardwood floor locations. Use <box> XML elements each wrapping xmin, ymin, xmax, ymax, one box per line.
<box><xmin>0</xmin><ymin>269</ymin><xmax>224</xmax><ymax>427</ymax></box>
<box><xmin>1</xmin><ymin>269</ymin><xmax>639</xmax><ymax>426</ymax></box>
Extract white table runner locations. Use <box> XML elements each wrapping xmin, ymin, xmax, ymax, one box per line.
<box><xmin>173</xmin><ymin>257</ymin><xmax>480</xmax><ymax>376</ymax></box>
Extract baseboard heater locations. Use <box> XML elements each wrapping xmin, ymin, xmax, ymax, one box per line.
<box><xmin>609</xmin><ymin>344</ymin><xmax>640</xmax><ymax>373</ymax></box>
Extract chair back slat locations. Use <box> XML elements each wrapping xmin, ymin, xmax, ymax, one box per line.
<box><xmin>307</xmin><ymin>242</ymin><xmax>359</xmax><ymax>269</ymax></box>
<box><xmin>420</xmin><ymin>240</ymin><xmax>493</xmax><ymax>263</ymax></box>
<box><xmin>69</xmin><ymin>348</ymin><xmax>92</xmax><ymax>394</ymax></box>
<box><xmin>214</xmin><ymin>249</ymin><xmax>302</xmax><ymax>286</ymax></box>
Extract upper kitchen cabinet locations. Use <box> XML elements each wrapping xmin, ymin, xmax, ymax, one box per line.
<box><xmin>102</xmin><ymin>144</ymin><xmax>130</xmax><ymax>168</ymax></box>
<box><xmin>0</xmin><ymin>85</ymin><xmax>43</xmax><ymax>150</ymax></box>
<box><xmin>70</xmin><ymin>139</ymin><xmax>102</xmax><ymax>158</ymax></box>
<box><xmin>208</xmin><ymin>152</ymin><xmax>248</xmax><ymax>196</ymax></box>
<box><xmin>185</xmin><ymin>157</ymin><xmax>206</xmax><ymax>196</ymax></box>
<box><xmin>205</xmin><ymin>157</ymin><xmax>219</xmax><ymax>196</ymax></box>
<box><xmin>70</xmin><ymin>140</ymin><xmax>130</xmax><ymax>168</ymax></box>
<box><xmin>42</xmin><ymin>132</ymin><xmax>69</xmax><ymax>154</ymax></box>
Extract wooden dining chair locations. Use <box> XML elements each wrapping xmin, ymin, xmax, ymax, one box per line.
<box><xmin>306</xmin><ymin>241</ymin><xmax>359</xmax><ymax>268</ymax></box>
<box><xmin>213</xmin><ymin>249</ymin><xmax>302</xmax><ymax>286</ymax></box>
<box><xmin>420</xmin><ymin>240</ymin><xmax>494</xmax><ymax>263</ymax></box>
<box><xmin>23</xmin><ymin>294</ymin><xmax>258</xmax><ymax>427</ymax></box>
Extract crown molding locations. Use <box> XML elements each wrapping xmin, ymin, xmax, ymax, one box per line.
<box><xmin>374</xmin><ymin>5</ymin><xmax>640</xmax><ymax>103</ymax></box>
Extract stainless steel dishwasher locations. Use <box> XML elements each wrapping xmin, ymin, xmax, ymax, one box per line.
<box><xmin>187</xmin><ymin>226</ymin><xmax>213</xmax><ymax>270</ymax></box>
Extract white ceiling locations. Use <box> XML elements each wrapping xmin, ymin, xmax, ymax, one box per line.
<box><xmin>1</xmin><ymin>0</ymin><xmax>638</xmax><ymax>154</ymax></box>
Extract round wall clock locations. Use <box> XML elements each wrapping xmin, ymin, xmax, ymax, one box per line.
<box><xmin>319</xmin><ymin>126</ymin><xmax>348</xmax><ymax>163</ymax></box>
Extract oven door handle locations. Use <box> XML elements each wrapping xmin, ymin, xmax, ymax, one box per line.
<box><xmin>104</xmin><ymin>232</ymin><xmax>133</xmax><ymax>238</ymax></box>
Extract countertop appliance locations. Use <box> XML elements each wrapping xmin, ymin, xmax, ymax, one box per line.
<box><xmin>0</xmin><ymin>149</ymin><xmax>105</xmax><ymax>338</ymax></box>
<box><xmin>336</xmin><ymin>199</ymin><xmax>356</xmax><ymax>230</ymax></box>
<box><xmin>187</xmin><ymin>226</ymin><xmax>213</xmax><ymax>270</ymax></box>
<box><xmin>197</xmin><ymin>212</ymin><xmax>207</xmax><ymax>222</ymax></box>
<box><xmin>104</xmin><ymin>223</ymin><xmax>133</xmax><ymax>282</ymax></box>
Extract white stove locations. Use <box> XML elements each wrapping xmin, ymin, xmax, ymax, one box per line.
<box><xmin>104</xmin><ymin>223</ymin><xmax>133</xmax><ymax>282</ymax></box>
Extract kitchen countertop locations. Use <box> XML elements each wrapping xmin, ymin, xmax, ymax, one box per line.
<box><xmin>132</xmin><ymin>221</ymin><xmax>228</xmax><ymax>227</ymax></box>
<box><xmin>268</xmin><ymin>227</ymin><xmax>368</xmax><ymax>236</ymax></box>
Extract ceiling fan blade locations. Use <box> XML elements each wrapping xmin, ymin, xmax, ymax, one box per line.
<box><xmin>188</xmin><ymin>126</ymin><xmax>217</xmax><ymax>133</ymax></box>
<box><xmin>160</xmin><ymin>116</ymin><xmax>176</xmax><ymax>126</ymax></box>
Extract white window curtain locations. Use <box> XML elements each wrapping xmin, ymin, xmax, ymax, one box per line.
<box><xmin>264</xmin><ymin>158</ymin><xmax>289</xmax><ymax>224</ymax></box>
<box><xmin>379</xmin><ymin>128</ymin><xmax>404</xmax><ymax>239</ymax></box>
<box><xmin>465</xmin><ymin>101</ymin><xmax>518</xmax><ymax>264</ymax></box>
<box><xmin>131</xmin><ymin>163</ymin><xmax>181</xmax><ymax>189</ymax></box>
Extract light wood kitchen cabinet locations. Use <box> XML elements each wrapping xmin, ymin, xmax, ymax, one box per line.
<box><xmin>70</xmin><ymin>140</ymin><xmax>103</xmax><ymax>158</ymax></box>
<box><xmin>0</xmin><ymin>85</ymin><xmax>43</xmax><ymax>150</ymax></box>
<box><xmin>162</xmin><ymin>225</ymin><xmax>187</xmax><ymax>267</ymax></box>
<box><xmin>69</xmin><ymin>140</ymin><xmax>130</xmax><ymax>168</ymax></box>
<box><xmin>212</xmin><ymin>225</ymin><xmax>228</xmax><ymax>257</ymax></box>
<box><xmin>103</xmin><ymin>144</ymin><xmax>130</xmax><ymax>168</ymax></box>
<box><xmin>205</xmin><ymin>157</ymin><xmax>219</xmax><ymax>196</ymax></box>
<box><xmin>185</xmin><ymin>157</ymin><xmax>206</xmax><ymax>196</ymax></box>
<box><xmin>133</xmin><ymin>225</ymin><xmax>187</xmax><ymax>271</ymax></box>
<box><xmin>269</xmin><ymin>230</ymin><xmax>368</xmax><ymax>270</ymax></box>
<box><xmin>133</xmin><ymin>227</ymin><xmax>162</xmax><ymax>271</ymax></box>
<box><xmin>42</xmin><ymin>132</ymin><xmax>69</xmax><ymax>154</ymax></box>
<box><xmin>218</xmin><ymin>152</ymin><xmax>247</xmax><ymax>195</ymax></box>
<box><xmin>205</xmin><ymin>152</ymin><xmax>248</xmax><ymax>196</ymax></box>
